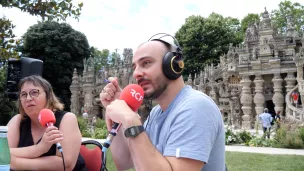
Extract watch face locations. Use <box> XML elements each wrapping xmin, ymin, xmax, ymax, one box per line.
<box><xmin>125</xmin><ymin>125</ymin><xmax>144</xmax><ymax>138</ymax></box>
<box><xmin>130</xmin><ymin>128</ymin><xmax>136</xmax><ymax>136</ymax></box>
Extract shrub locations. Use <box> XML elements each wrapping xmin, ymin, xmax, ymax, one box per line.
<box><xmin>282</xmin><ymin>132</ymin><xmax>304</xmax><ymax>149</ymax></box>
<box><xmin>298</xmin><ymin>127</ymin><xmax>304</xmax><ymax>143</ymax></box>
<box><xmin>272</xmin><ymin>125</ymin><xmax>304</xmax><ymax>149</ymax></box>
<box><xmin>248</xmin><ymin>137</ymin><xmax>273</xmax><ymax>147</ymax></box>
<box><xmin>93</xmin><ymin>128</ymin><xmax>108</xmax><ymax>139</ymax></box>
<box><xmin>225</xmin><ymin>128</ymin><xmax>240</xmax><ymax>145</ymax></box>
<box><xmin>95</xmin><ymin>118</ymin><xmax>106</xmax><ymax>129</ymax></box>
<box><xmin>237</xmin><ymin>130</ymin><xmax>253</xmax><ymax>144</ymax></box>
<box><xmin>77</xmin><ymin>116</ymin><xmax>92</xmax><ymax>137</ymax></box>
<box><xmin>93</xmin><ymin>118</ymin><xmax>108</xmax><ymax>139</ymax></box>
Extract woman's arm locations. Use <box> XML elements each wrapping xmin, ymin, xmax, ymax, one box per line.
<box><xmin>9</xmin><ymin>144</ymin><xmax>46</xmax><ymax>159</ymax></box>
<box><xmin>7</xmin><ymin>114</ymin><xmax>59</xmax><ymax>159</ymax></box>
<box><xmin>7</xmin><ymin>114</ymin><xmax>21</xmax><ymax>148</ymax></box>
<box><xmin>11</xmin><ymin>155</ymin><xmax>66</xmax><ymax>171</ymax></box>
<box><xmin>7</xmin><ymin>115</ymin><xmax>45</xmax><ymax>158</ymax></box>
<box><xmin>55</xmin><ymin>112</ymin><xmax>82</xmax><ymax>170</ymax></box>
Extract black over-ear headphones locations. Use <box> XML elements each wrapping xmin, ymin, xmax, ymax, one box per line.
<box><xmin>147</xmin><ymin>33</ymin><xmax>184</xmax><ymax>80</ymax></box>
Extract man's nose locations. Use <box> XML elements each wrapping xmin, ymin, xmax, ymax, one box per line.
<box><xmin>133</xmin><ymin>66</ymin><xmax>144</xmax><ymax>80</ymax></box>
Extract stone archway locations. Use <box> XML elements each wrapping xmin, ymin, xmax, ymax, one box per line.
<box><xmin>266</xmin><ymin>100</ymin><xmax>275</xmax><ymax>118</ymax></box>
<box><xmin>223</xmin><ymin>112</ymin><xmax>228</xmax><ymax>124</ymax></box>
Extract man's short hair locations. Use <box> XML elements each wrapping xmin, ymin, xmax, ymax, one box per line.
<box><xmin>264</xmin><ymin>108</ymin><xmax>268</xmax><ymax>113</ymax></box>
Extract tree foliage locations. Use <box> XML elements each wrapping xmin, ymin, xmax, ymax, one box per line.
<box><xmin>90</xmin><ymin>47</ymin><xmax>110</xmax><ymax>72</ymax></box>
<box><xmin>271</xmin><ymin>0</ymin><xmax>304</xmax><ymax>35</ymax></box>
<box><xmin>0</xmin><ymin>0</ymin><xmax>83</xmax><ymax>60</ymax></box>
<box><xmin>0</xmin><ymin>16</ymin><xmax>21</xmax><ymax>59</ymax></box>
<box><xmin>110</xmin><ymin>50</ymin><xmax>121</xmax><ymax>66</ymax></box>
<box><xmin>175</xmin><ymin>13</ymin><xmax>243</xmax><ymax>78</ymax></box>
<box><xmin>240</xmin><ymin>14</ymin><xmax>260</xmax><ymax>33</ymax></box>
<box><xmin>1</xmin><ymin>0</ymin><xmax>83</xmax><ymax>21</ymax></box>
<box><xmin>22</xmin><ymin>21</ymin><xmax>90</xmax><ymax>111</ymax></box>
<box><xmin>0</xmin><ymin>65</ymin><xmax>17</xmax><ymax>125</ymax></box>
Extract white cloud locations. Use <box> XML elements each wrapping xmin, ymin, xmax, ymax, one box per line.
<box><xmin>1</xmin><ymin>0</ymin><xmax>303</xmax><ymax>55</ymax></box>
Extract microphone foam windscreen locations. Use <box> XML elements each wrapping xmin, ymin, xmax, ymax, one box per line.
<box><xmin>38</xmin><ymin>109</ymin><xmax>56</xmax><ymax>127</ymax></box>
<box><xmin>119</xmin><ymin>84</ymin><xmax>145</xmax><ymax>111</ymax></box>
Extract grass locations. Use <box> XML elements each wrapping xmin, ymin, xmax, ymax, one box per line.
<box><xmin>104</xmin><ymin>150</ymin><xmax>134</xmax><ymax>171</ymax></box>
<box><xmin>226</xmin><ymin>152</ymin><xmax>304</xmax><ymax>171</ymax></box>
<box><xmin>88</xmin><ymin>145</ymin><xmax>304</xmax><ymax>171</ymax></box>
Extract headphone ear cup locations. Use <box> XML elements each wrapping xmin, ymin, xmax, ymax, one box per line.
<box><xmin>162</xmin><ymin>52</ymin><xmax>184</xmax><ymax>80</ymax></box>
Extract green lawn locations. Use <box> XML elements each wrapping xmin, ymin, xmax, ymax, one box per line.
<box><xmin>226</xmin><ymin>151</ymin><xmax>304</xmax><ymax>171</ymax></box>
<box><xmin>102</xmin><ymin>151</ymin><xmax>304</xmax><ymax>171</ymax></box>
<box><xmin>104</xmin><ymin>151</ymin><xmax>134</xmax><ymax>171</ymax></box>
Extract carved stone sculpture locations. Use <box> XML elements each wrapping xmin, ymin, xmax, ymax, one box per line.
<box><xmin>69</xmin><ymin>8</ymin><xmax>304</xmax><ymax>129</ymax></box>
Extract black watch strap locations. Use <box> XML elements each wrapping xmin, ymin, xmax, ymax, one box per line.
<box><xmin>124</xmin><ymin>125</ymin><xmax>145</xmax><ymax>138</ymax></box>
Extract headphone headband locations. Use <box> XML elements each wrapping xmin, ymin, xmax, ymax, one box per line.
<box><xmin>147</xmin><ymin>33</ymin><xmax>182</xmax><ymax>54</ymax></box>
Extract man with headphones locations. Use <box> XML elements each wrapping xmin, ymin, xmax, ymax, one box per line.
<box><xmin>100</xmin><ymin>33</ymin><xmax>225</xmax><ymax>171</ymax></box>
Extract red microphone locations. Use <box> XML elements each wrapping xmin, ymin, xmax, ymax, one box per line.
<box><xmin>119</xmin><ymin>84</ymin><xmax>144</xmax><ymax>111</ymax></box>
<box><xmin>103</xmin><ymin>84</ymin><xmax>144</xmax><ymax>151</ymax></box>
<box><xmin>38</xmin><ymin>109</ymin><xmax>63</xmax><ymax>152</ymax></box>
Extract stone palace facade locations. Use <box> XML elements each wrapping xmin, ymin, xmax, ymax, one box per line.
<box><xmin>70</xmin><ymin>8</ymin><xmax>304</xmax><ymax>129</ymax></box>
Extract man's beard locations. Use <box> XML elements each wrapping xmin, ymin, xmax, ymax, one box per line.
<box><xmin>140</xmin><ymin>77</ymin><xmax>168</xmax><ymax>100</ymax></box>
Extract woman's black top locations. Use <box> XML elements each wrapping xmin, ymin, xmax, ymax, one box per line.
<box><xmin>17</xmin><ymin>110</ymin><xmax>87</xmax><ymax>171</ymax></box>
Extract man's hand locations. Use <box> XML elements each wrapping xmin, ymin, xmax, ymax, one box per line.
<box><xmin>100</xmin><ymin>77</ymin><xmax>122</xmax><ymax>108</ymax></box>
<box><xmin>100</xmin><ymin>77</ymin><xmax>123</xmax><ymax>131</ymax></box>
<box><xmin>106</xmin><ymin>99</ymin><xmax>141</xmax><ymax>129</ymax></box>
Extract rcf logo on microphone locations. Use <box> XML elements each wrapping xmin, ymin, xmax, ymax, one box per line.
<box><xmin>130</xmin><ymin>89</ymin><xmax>143</xmax><ymax>102</ymax></box>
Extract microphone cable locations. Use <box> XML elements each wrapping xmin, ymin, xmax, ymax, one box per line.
<box><xmin>101</xmin><ymin>123</ymin><xmax>121</xmax><ymax>171</ymax></box>
<box><xmin>51</xmin><ymin>141</ymin><xmax>66</xmax><ymax>171</ymax></box>
<box><xmin>60</xmin><ymin>151</ymin><xmax>66</xmax><ymax>171</ymax></box>
<box><xmin>57</xmin><ymin>143</ymin><xmax>66</xmax><ymax>171</ymax></box>
<box><xmin>102</xmin><ymin>152</ymin><xmax>109</xmax><ymax>171</ymax></box>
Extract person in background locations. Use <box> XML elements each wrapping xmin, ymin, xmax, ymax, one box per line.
<box><xmin>92</xmin><ymin>116</ymin><xmax>97</xmax><ymax>127</ymax></box>
<box><xmin>7</xmin><ymin>75</ymin><xmax>86</xmax><ymax>171</ymax></box>
<box><xmin>275</xmin><ymin>111</ymin><xmax>281</xmax><ymax>130</ymax></box>
<box><xmin>259</xmin><ymin>108</ymin><xmax>273</xmax><ymax>139</ymax></box>
<box><xmin>82</xmin><ymin>109</ymin><xmax>88</xmax><ymax>119</ymax></box>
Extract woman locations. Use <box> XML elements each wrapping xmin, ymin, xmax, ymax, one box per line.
<box><xmin>7</xmin><ymin>75</ymin><xmax>86</xmax><ymax>171</ymax></box>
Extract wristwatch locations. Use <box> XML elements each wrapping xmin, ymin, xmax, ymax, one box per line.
<box><xmin>124</xmin><ymin>125</ymin><xmax>145</xmax><ymax>138</ymax></box>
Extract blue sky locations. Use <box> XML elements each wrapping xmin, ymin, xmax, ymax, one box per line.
<box><xmin>1</xmin><ymin>0</ymin><xmax>303</xmax><ymax>55</ymax></box>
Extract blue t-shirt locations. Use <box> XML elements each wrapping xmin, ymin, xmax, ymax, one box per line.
<box><xmin>144</xmin><ymin>85</ymin><xmax>225</xmax><ymax>171</ymax></box>
<box><xmin>259</xmin><ymin>112</ymin><xmax>273</xmax><ymax>128</ymax></box>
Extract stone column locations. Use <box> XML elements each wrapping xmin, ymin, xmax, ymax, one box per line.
<box><xmin>296</xmin><ymin>63</ymin><xmax>304</xmax><ymax>114</ymax></box>
<box><xmin>83</xmin><ymin>66</ymin><xmax>94</xmax><ymax>116</ymax></box>
<box><xmin>230</xmin><ymin>84</ymin><xmax>242</xmax><ymax>129</ymax></box>
<box><xmin>240</xmin><ymin>75</ymin><xmax>252</xmax><ymax>129</ymax></box>
<box><xmin>272</xmin><ymin>73</ymin><xmax>284</xmax><ymax>113</ymax></box>
<box><xmin>284</xmin><ymin>72</ymin><xmax>296</xmax><ymax>117</ymax></box>
<box><xmin>209</xmin><ymin>83</ymin><xmax>218</xmax><ymax>105</ymax></box>
<box><xmin>253</xmin><ymin>75</ymin><xmax>265</xmax><ymax>128</ymax></box>
<box><xmin>70</xmin><ymin>68</ymin><xmax>80</xmax><ymax>115</ymax></box>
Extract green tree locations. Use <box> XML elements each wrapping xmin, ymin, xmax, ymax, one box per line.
<box><xmin>175</xmin><ymin>13</ymin><xmax>243</xmax><ymax>78</ymax></box>
<box><xmin>271</xmin><ymin>0</ymin><xmax>304</xmax><ymax>35</ymax></box>
<box><xmin>90</xmin><ymin>47</ymin><xmax>110</xmax><ymax>72</ymax></box>
<box><xmin>0</xmin><ymin>0</ymin><xmax>83</xmax><ymax>60</ymax></box>
<box><xmin>240</xmin><ymin>14</ymin><xmax>260</xmax><ymax>34</ymax></box>
<box><xmin>110</xmin><ymin>49</ymin><xmax>121</xmax><ymax>66</ymax></box>
<box><xmin>22</xmin><ymin>21</ymin><xmax>90</xmax><ymax>111</ymax></box>
<box><xmin>0</xmin><ymin>65</ymin><xmax>17</xmax><ymax>125</ymax></box>
<box><xmin>1</xmin><ymin>0</ymin><xmax>83</xmax><ymax>21</ymax></box>
<box><xmin>0</xmin><ymin>16</ymin><xmax>21</xmax><ymax>59</ymax></box>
